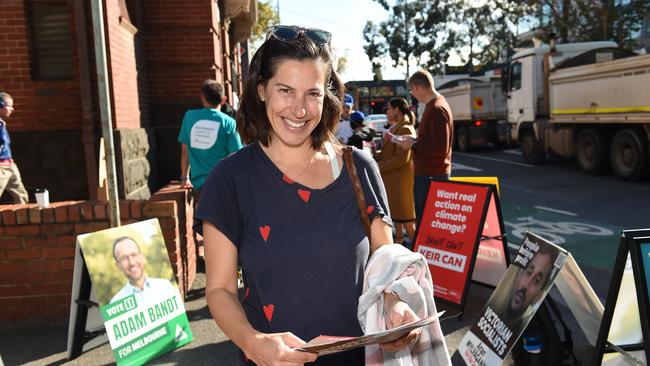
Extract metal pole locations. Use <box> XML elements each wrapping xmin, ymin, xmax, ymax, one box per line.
<box><xmin>90</xmin><ymin>0</ymin><xmax>120</xmax><ymax>227</ymax></box>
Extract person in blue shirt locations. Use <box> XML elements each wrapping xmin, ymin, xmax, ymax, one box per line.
<box><xmin>178</xmin><ymin>80</ymin><xmax>243</xmax><ymax>193</ymax></box>
<box><xmin>0</xmin><ymin>92</ymin><xmax>28</xmax><ymax>204</ymax></box>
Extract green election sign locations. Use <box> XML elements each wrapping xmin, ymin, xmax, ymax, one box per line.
<box><xmin>76</xmin><ymin>219</ymin><xmax>193</xmax><ymax>365</ymax></box>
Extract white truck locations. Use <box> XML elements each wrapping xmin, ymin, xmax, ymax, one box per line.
<box><xmin>438</xmin><ymin>77</ymin><xmax>508</xmax><ymax>151</ymax></box>
<box><xmin>503</xmin><ymin>41</ymin><xmax>650</xmax><ymax>180</ymax></box>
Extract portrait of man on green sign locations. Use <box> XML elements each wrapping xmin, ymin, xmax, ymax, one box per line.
<box><xmin>110</xmin><ymin>236</ymin><xmax>177</xmax><ymax>306</ymax></box>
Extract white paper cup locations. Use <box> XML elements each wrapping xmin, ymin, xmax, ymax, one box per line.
<box><xmin>35</xmin><ymin>189</ymin><xmax>49</xmax><ymax>208</ymax></box>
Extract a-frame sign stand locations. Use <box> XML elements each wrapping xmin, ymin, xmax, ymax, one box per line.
<box><xmin>67</xmin><ymin>243</ymin><xmax>106</xmax><ymax>360</ymax></box>
<box><xmin>69</xmin><ymin>258</ymin><xmax>92</xmax><ymax>358</ymax></box>
<box><xmin>413</xmin><ymin>180</ymin><xmax>510</xmax><ymax>317</ymax></box>
<box><xmin>592</xmin><ymin>229</ymin><xmax>650</xmax><ymax>365</ymax></box>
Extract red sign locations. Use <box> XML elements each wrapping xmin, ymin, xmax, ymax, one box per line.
<box><xmin>414</xmin><ymin>181</ymin><xmax>490</xmax><ymax>304</ymax></box>
<box><xmin>471</xmin><ymin>193</ymin><xmax>508</xmax><ymax>287</ymax></box>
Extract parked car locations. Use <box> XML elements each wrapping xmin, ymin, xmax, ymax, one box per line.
<box><xmin>364</xmin><ymin>114</ymin><xmax>389</xmax><ymax>135</ymax></box>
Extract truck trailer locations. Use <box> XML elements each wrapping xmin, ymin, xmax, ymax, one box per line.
<box><xmin>438</xmin><ymin>77</ymin><xmax>508</xmax><ymax>151</ymax></box>
<box><xmin>503</xmin><ymin>42</ymin><xmax>650</xmax><ymax>180</ymax></box>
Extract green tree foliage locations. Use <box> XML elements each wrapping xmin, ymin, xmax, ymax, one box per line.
<box><xmin>251</xmin><ymin>0</ymin><xmax>280</xmax><ymax>45</ymax></box>
<box><xmin>363</xmin><ymin>21</ymin><xmax>386</xmax><ymax>80</ymax></box>
<box><xmin>364</xmin><ymin>0</ymin><xmax>532</xmax><ymax>75</ymax></box>
<box><xmin>336</xmin><ymin>55</ymin><xmax>349</xmax><ymax>75</ymax></box>
<box><xmin>530</xmin><ymin>1</ymin><xmax>650</xmax><ymax>49</ymax></box>
<box><xmin>451</xmin><ymin>1</ymin><xmax>534</xmax><ymax>69</ymax></box>
<box><xmin>364</xmin><ymin>0</ymin><xmax>456</xmax><ymax>75</ymax></box>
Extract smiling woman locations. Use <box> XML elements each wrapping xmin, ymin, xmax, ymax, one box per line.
<box><xmin>257</xmin><ymin>59</ymin><xmax>326</xmax><ymax>149</ymax></box>
<box><xmin>194</xmin><ymin>25</ymin><xmax>441</xmax><ymax>366</ymax></box>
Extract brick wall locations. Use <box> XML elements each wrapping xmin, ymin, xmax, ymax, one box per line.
<box><xmin>0</xmin><ymin>0</ymin><xmax>84</xmax><ymax>133</ymax></box>
<box><xmin>106</xmin><ymin>0</ymin><xmax>142</xmax><ymax>130</ymax></box>
<box><xmin>144</xmin><ymin>0</ymin><xmax>223</xmax><ymax>103</ymax></box>
<box><xmin>144</xmin><ymin>0</ymin><xmax>228</xmax><ymax>186</ymax></box>
<box><xmin>6</xmin><ymin>130</ymin><xmax>89</xmax><ymax>203</ymax></box>
<box><xmin>0</xmin><ymin>184</ymin><xmax>196</xmax><ymax>324</ymax></box>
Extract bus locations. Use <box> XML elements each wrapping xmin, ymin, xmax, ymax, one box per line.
<box><xmin>344</xmin><ymin>80</ymin><xmax>411</xmax><ymax>115</ymax></box>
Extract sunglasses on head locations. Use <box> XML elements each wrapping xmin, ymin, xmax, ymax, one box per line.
<box><xmin>267</xmin><ymin>25</ymin><xmax>331</xmax><ymax>46</ymax></box>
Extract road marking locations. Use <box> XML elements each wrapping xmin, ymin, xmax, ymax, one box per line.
<box><xmin>503</xmin><ymin>149</ymin><xmax>522</xmax><ymax>155</ymax></box>
<box><xmin>504</xmin><ymin>216</ymin><xmax>614</xmax><ymax>245</ymax></box>
<box><xmin>508</xmin><ymin>242</ymin><xmax>520</xmax><ymax>250</ymax></box>
<box><xmin>452</xmin><ymin>162</ymin><xmax>482</xmax><ymax>172</ymax></box>
<box><xmin>534</xmin><ymin>205</ymin><xmax>578</xmax><ymax>217</ymax></box>
<box><xmin>454</xmin><ymin>152</ymin><xmax>534</xmax><ymax>168</ymax></box>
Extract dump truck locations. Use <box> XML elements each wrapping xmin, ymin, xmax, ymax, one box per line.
<box><xmin>438</xmin><ymin>77</ymin><xmax>508</xmax><ymax>151</ymax></box>
<box><xmin>503</xmin><ymin>41</ymin><xmax>650</xmax><ymax>180</ymax></box>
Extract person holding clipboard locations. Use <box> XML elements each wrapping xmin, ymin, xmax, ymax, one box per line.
<box><xmin>376</xmin><ymin>97</ymin><xmax>417</xmax><ymax>246</ymax></box>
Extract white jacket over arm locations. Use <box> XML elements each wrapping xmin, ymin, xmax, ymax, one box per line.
<box><xmin>358</xmin><ymin>244</ymin><xmax>451</xmax><ymax>366</ymax></box>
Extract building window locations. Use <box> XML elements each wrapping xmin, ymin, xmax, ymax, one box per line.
<box><xmin>26</xmin><ymin>0</ymin><xmax>74</xmax><ymax>80</ymax></box>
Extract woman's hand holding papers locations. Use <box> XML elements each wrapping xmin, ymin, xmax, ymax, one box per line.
<box><xmin>379</xmin><ymin>292</ymin><xmax>421</xmax><ymax>352</ymax></box>
<box><xmin>243</xmin><ymin>331</ymin><xmax>318</xmax><ymax>366</ymax></box>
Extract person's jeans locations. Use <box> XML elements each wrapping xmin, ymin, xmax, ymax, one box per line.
<box><xmin>413</xmin><ymin>174</ymin><xmax>450</xmax><ymax>240</ymax></box>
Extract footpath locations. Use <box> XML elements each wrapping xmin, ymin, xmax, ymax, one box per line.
<box><xmin>0</xmin><ymin>262</ymin><xmax>595</xmax><ymax>366</ymax></box>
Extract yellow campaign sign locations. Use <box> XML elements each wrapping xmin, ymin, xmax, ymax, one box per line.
<box><xmin>451</xmin><ymin>176</ymin><xmax>500</xmax><ymax>197</ymax></box>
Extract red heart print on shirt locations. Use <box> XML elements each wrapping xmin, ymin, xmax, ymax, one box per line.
<box><xmin>367</xmin><ymin>205</ymin><xmax>374</xmax><ymax>214</ymax></box>
<box><xmin>297</xmin><ymin>189</ymin><xmax>310</xmax><ymax>202</ymax></box>
<box><xmin>259</xmin><ymin>225</ymin><xmax>270</xmax><ymax>242</ymax></box>
<box><xmin>282</xmin><ymin>175</ymin><xmax>294</xmax><ymax>184</ymax></box>
<box><xmin>263</xmin><ymin>304</ymin><xmax>275</xmax><ymax>322</ymax></box>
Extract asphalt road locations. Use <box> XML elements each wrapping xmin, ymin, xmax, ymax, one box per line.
<box><xmin>1</xmin><ymin>146</ymin><xmax>648</xmax><ymax>366</ymax></box>
<box><xmin>454</xmin><ymin>147</ymin><xmax>650</xmax><ymax>279</ymax></box>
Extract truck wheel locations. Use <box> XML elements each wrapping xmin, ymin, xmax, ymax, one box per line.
<box><xmin>521</xmin><ymin>129</ymin><xmax>545</xmax><ymax>164</ymax></box>
<box><xmin>610</xmin><ymin>129</ymin><xmax>649</xmax><ymax>181</ymax></box>
<box><xmin>456</xmin><ymin>125</ymin><xmax>471</xmax><ymax>152</ymax></box>
<box><xmin>576</xmin><ymin>128</ymin><xmax>608</xmax><ymax>174</ymax></box>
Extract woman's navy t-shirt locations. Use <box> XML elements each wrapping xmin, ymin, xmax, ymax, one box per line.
<box><xmin>195</xmin><ymin>142</ymin><xmax>392</xmax><ymax>365</ymax></box>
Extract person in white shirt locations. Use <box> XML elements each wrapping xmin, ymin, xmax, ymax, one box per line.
<box><xmin>336</xmin><ymin>93</ymin><xmax>354</xmax><ymax>143</ymax></box>
<box><xmin>110</xmin><ymin>236</ymin><xmax>177</xmax><ymax>306</ymax></box>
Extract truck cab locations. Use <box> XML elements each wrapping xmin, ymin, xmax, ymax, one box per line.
<box><xmin>504</xmin><ymin>42</ymin><xmax>618</xmax><ymax>163</ymax></box>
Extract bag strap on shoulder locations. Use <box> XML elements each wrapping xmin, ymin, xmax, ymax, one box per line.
<box><xmin>342</xmin><ymin>146</ymin><xmax>372</xmax><ymax>242</ymax></box>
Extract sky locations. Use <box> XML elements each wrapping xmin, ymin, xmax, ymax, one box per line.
<box><xmin>276</xmin><ymin>0</ymin><xmax>404</xmax><ymax>82</ymax></box>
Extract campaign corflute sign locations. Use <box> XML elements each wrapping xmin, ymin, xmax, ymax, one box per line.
<box><xmin>77</xmin><ymin>219</ymin><xmax>193</xmax><ymax>365</ymax></box>
<box><xmin>459</xmin><ymin>232</ymin><xmax>567</xmax><ymax>366</ymax></box>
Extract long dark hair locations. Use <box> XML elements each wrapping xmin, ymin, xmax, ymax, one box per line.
<box><xmin>236</xmin><ymin>30</ymin><xmax>345</xmax><ymax>150</ymax></box>
<box><xmin>389</xmin><ymin>97</ymin><xmax>415</xmax><ymax>126</ymax></box>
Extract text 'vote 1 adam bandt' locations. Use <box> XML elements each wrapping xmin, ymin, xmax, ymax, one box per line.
<box><xmin>459</xmin><ymin>232</ymin><xmax>567</xmax><ymax>366</ymax></box>
<box><xmin>76</xmin><ymin>219</ymin><xmax>193</xmax><ymax>365</ymax></box>
<box><xmin>413</xmin><ymin>180</ymin><xmax>508</xmax><ymax>306</ymax></box>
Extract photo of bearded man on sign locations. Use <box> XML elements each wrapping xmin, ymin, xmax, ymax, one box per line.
<box><xmin>486</xmin><ymin>243</ymin><xmax>560</xmax><ymax>347</ymax></box>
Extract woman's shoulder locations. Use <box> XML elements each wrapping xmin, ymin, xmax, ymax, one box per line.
<box><xmin>222</xmin><ymin>142</ymin><xmax>256</xmax><ymax>162</ymax></box>
<box><xmin>397</xmin><ymin>124</ymin><xmax>415</xmax><ymax>135</ymax></box>
<box><xmin>211</xmin><ymin>143</ymin><xmax>258</xmax><ymax>176</ymax></box>
<box><xmin>203</xmin><ymin>143</ymin><xmax>260</xmax><ymax>193</ymax></box>
<box><xmin>349</xmin><ymin>145</ymin><xmax>378</xmax><ymax>169</ymax></box>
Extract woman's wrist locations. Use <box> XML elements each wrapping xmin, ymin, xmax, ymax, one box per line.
<box><xmin>240</xmin><ymin>327</ymin><xmax>264</xmax><ymax>357</ymax></box>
